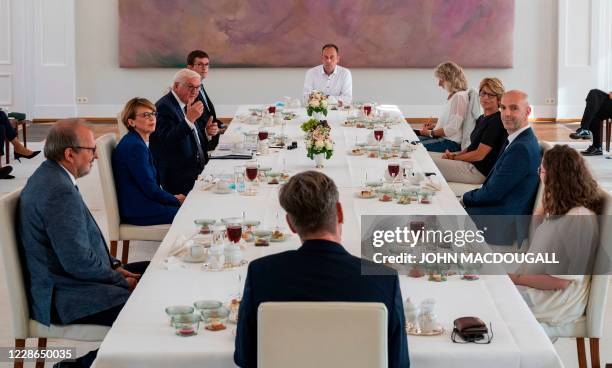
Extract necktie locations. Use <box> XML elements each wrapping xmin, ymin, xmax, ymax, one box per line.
<box><xmin>200</xmin><ymin>85</ymin><xmax>210</xmax><ymax>111</ymax></box>
<box><xmin>183</xmin><ymin>106</ymin><xmax>206</xmax><ymax>167</ymax></box>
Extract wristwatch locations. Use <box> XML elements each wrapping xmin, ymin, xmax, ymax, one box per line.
<box><xmin>112</xmin><ymin>259</ymin><xmax>122</xmax><ymax>270</ymax></box>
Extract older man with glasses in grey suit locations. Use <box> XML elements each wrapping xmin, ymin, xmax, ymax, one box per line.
<box><xmin>18</xmin><ymin>120</ymin><xmax>148</xmax><ymax>368</ymax></box>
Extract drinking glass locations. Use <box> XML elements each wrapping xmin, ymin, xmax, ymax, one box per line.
<box><xmin>245</xmin><ymin>162</ymin><xmax>258</xmax><ymax>182</ymax></box>
<box><xmin>388</xmin><ymin>162</ymin><xmax>400</xmax><ymax>184</ymax></box>
<box><xmin>374</xmin><ymin>126</ymin><xmax>384</xmax><ymax>154</ymax></box>
<box><xmin>226</xmin><ymin>223</ymin><xmax>242</xmax><ymax>244</ymax></box>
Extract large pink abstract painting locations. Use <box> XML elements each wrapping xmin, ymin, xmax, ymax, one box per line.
<box><xmin>119</xmin><ymin>0</ymin><xmax>514</xmax><ymax>68</ymax></box>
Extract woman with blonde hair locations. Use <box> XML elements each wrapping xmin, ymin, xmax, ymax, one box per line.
<box><xmin>510</xmin><ymin>145</ymin><xmax>604</xmax><ymax>330</ymax></box>
<box><xmin>415</xmin><ymin>61</ymin><xmax>469</xmax><ymax>152</ymax></box>
<box><xmin>432</xmin><ymin>77</ymin><xmax>508</xmax><ymax>183</ymax></box>
<box><xmin>113</xmin><ymin>97</ymin><xmax>185</xmax><ymax>225</ymax></box>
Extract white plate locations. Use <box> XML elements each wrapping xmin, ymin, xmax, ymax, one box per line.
<box><xmin>212</xmin><ymin>187</ymin><xmax>233</xmax><ymax>194</ymax></box>
<box><xmin>270</xmin><ymin>232</ymin><xmax>290</xmax><ymax>242</ymax></box>
<box><xmin>180</xmin><ymin>254</ymin><xmax>208</xmax><ymax>263</ymax></box>
<box><xmin>355</xmin><ymin>191</ymin><xmax>376</xmax><ymax>199</ymax></box>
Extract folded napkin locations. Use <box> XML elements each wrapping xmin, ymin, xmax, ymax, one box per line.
<box><xmin>422</xmin><ymin>179</ymin><xmax>442</xmax><ymax>192</ymax></box>
<box><xmin>163</xmin><ymin>257</ymin><xmax>186</xmax><ymax>271</ymax></box>
<box><xmin>167</xmin><ymin>235</ymin><xmax>189</xmax><ymax>257</ymax></box>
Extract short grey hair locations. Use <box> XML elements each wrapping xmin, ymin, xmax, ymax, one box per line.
<box><xmin>278</xmin><ymin>171</ymin><xmax>339</xmax><ymax>237</ymax></box>
<box><xmin>44</xmin><ymin>119</ymin><xmax>86</xmax><ymax>162</ymax></box>
<box><xmin>173</xmin><ymin>68</ymin><xmax>201</xmax><ymax>84</ymax></box>
<box><xmin>504</xmin><ymin>89</ymin><xmax>530</xmax><ymax>106</ymax></box>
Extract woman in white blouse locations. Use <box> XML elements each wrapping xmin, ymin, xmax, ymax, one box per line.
<box><xmin>415</xmin><ymin>61</ymin><xmax>469</xmax><ymax>152</ymax></box>
<box><xmin>510</xmin><ymin>145</ymin><xmax>604</xmax><ymax>330</ymax></box>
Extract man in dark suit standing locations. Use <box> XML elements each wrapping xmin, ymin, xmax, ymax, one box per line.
<box><xmin>463</xmin><ymin>90</ymin><xmax>541</xmax><ymax>244</ymax></box>
<box><xmin>18</xmin><ymin>120</ymin><xmax>148</xmax><ymax>368</ymax></box>
<box><xmin>234</xmin><ymin>171</ymin><xmax>409</xmax><ymax>368</ymax></box>
<box><xmin>150</xmin><ymin>69</ymin><xmax>219</xmax><ymax>195</ymax></box>
<box><xmin>186</xmin><ymin>49</ymin><xmax>224</xmax><ymax>141</ymax></box>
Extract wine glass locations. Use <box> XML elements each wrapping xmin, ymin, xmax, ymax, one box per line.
<box><xmin>245</xmin><ymin>162</ymin><xmax>258</xmax><ymax>182</ymax></box>
<box><xmin>388</xmin><ymin>162</ymin><xmax>400</xmax><ymax>184</ymax></box>
<box><xmin>226</xmin><ymin>223</ymin><xmax>242</xmax><ymax>244</ymax></box>
<box><xmin>258</xmin><ymin>130</ymin><xmax>268</xmax><ymax>141</ymax></box>
<box><xmin>374</xmin><ymin>126</ymin><xmax>384</xmax><ymax>154</ymax></box>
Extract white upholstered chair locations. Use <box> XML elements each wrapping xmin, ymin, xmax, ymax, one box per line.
<box><xmin>0</xmin><ymin>190</ymin><xmax>110</xmax><ymax>368</ymax></box>
<box><xmin>541</xmin><ymin>192</ymin><xmax>612</xmax><ymax>368</ymax></box>
<box><xmin>258</xmin><ymin>302</ymin><xmax>388</xmax><ymax>368</ymax></box>
<box><xmin>96</xmin><ymin>133</ymin><xmax>170</xmax><ymax>263</ymax></box>
<box><xmin>117</xmin><ymin>112</ymin><xmax>129</xmax><ymax>139</ymax></box>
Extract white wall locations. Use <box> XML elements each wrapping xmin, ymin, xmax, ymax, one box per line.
<box><xmin>73</xmin><ymin>0</ymin><xmax>560</xmax><ymax>119</ymax></box>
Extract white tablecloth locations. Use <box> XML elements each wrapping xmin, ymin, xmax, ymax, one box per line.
<box><xmin>92</xmin><ymin>106</ymin><xmax>562</xmax><ymax>368</ymax></box>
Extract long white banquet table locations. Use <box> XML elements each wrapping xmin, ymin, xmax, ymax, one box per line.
<box><xmin>92</xmin><ymin>105</ymin><xmax>562</xmax><ymax>368</ymax></box>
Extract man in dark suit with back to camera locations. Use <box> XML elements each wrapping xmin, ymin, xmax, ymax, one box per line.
<box><xmin>234</xmin><ymin>171</ymin><xmax>409</xmax><ymax>368</ymax></box>
<box><xmin>186</xmin><ymin>49</ymin><xmax>225</xmax><ymax>136</ymax></box>
<box><xmin>18</xmin><ymin>120</ymin><xmax>148</xmax><ymax>368</ymax></box>
<box><xmin>463</xmin><ymin>90</ymin><xmax>541</xmax><ymax>244</ymax></box>
<box><xmin>150</xmin><ymin>68</ymin><xmax>219</xmax><ymax>196</ymax></box>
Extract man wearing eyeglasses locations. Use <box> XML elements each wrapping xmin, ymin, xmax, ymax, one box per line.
<box><xmin>150</xmin><ymin>68</ymin><xmax>219</xmax><ymax>195</ymax></box>
<box><xmin>186</xmin><ymin>50</ymin><xmax>224</xmax><ymax>137</ymax></box>
<box><xmin>19</xmin><ymin>120</ymin><xmax>148</xmax><ymax>368</ymax></box>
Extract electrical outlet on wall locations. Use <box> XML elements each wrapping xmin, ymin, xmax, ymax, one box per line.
<box><xmin>76</xmin><ymin>97</ymin><xmax>88</xmax><ymax>104</ymax></box>
<box><xmin>544</xmin><ymin>98</ymin><xmax>556</xmax><ymax>105</ymax></box>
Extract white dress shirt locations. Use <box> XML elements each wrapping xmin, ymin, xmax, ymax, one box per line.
<box><xmin>506</xmin><ymin>124</ymin><xmax>532</xmax><ymax>148</ymax></box>
<box><xmin>171</xmin><ymin>90</ymin><xmax>205</xmax><ymax>144</ymax></box>
<box><xmin>303</xmin><ymin>65</ymin><xmax>352</xmax><ymax>104</ymax></box>
<box><xmin>59</xmin><ymin>164</ymin><xmax>77</xmax><ymax>186</ymax></box>
<box><xmin>434</xmin><ymin>90</ymin><xmax>469</xmax><ymax>144</ymax></box>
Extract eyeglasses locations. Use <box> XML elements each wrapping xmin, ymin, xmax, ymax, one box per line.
<box><xmin>479</xmin><ymin>91</ymin><xmax>498</xmax><ymax>98</ymax></box>
<box><xmin>182</xmin><ymin>84</ymin><xmax>201</xmax><ymax>92</ymax></box>
<box><xmin>194</xmin><ymin>62</ymin><xmax>210</xmax><ymax>68</ymax></box>
<box><xmin>134</xmin><ymin>111</ymin><xmax>157</xmax><ymax>120</ymax></box>
<box><xmin>73</xmin><ymin>146</ymin><xmax>97</xmax><ymax>154</ymax></box>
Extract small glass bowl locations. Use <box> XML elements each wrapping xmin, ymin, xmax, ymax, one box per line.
<box><xmin>419</xmin><ymin>189</ymin><xmax>434</xmax><ymax>204</ymax></box>
<box><xmin>376</xmin><ymin>188</ymin><xmax>395</xmax><ymax>202</ymax></box>
<box><xmin>194</xmin><ymin>300</ymin><xmax>223</xmax><ymax>312</ymax></box>
<box><xmin>171</xmin><ymin>314</ymin><xmax>201</xmax><ymax>336</ymax></box>
<box><xmin>165</xmin><ymin>305</ymin><xmax>195</xmax><ymax>325</ymax></box>
<box><xmin>253</xmin><ymin>229</ymin><xmax>272</xmax><ymax>247</ymax></box>
<box><xmin>202</xmin><ymin>306</ymin><xmax>230</xmax><ymax>331</ymax></box>
<box><xmin>194</xmin><ymin>219</ymin><xmax>216</xmax><ymax>234</ymax></box>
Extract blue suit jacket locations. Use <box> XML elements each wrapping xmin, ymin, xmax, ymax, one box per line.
<box><xmin>463</xmin><ymin>127</ymin><xmax>541</xmax><ymax>244</ymax></box>
<box><xmin>18</xmin><ymin>160</ymin><xmax>129</xmax><ymax>325</ymax></box>
<box><xmin>234</xmin><ymin>240</ymin><xmax>409</xmax><ymax>368</ymax></box>
<box><xmin>149</xmin><ymin>91</ymin><xmax>209</xmax><ymax>195</ymax></box>
<box><xmin>113</xmin><ymin>130</ymin><xmax>180</xmax><ymax>224</ymax></box>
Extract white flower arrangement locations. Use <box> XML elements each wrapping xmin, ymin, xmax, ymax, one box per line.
<box><xmin>307</xmin><ymin>90</ymin><xmax>328</xmax><ymax>117</ymax></box>
<box><xmin>301</xmin><ymin>118</ymin><xmax>333</xmax><ymax>160</ymax></box>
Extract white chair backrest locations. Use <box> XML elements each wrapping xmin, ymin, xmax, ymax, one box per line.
<box><xmin>117</xmin><ymin>113</ymin><xmax>128</xmax><ymax>139</ymax></box>
<box><xmin>96</xmin><ymin>133</ymin><xmax>120</xmax><ymax>240</ymax></box>
<box><xmin>0</xmin><ymin>189</ymin><xmax>30</xmax><ymax>339</ymax></box>
<box><xmin>531</xmin><ymin>140</ymin><xmax>553</xmax><ymax>215</ymax></box>
<box><xmin>461</xmin><ymin>88</ymin><xmax>482</xmax><ymax>150</ymax></box>
<box><xmin>258</xmin><ymin>302</ymin><xmax>388</xmax><ymax>368</ymax></box>
<box><xmin>587</xmin><ymin>192</ymin><xmax>612</xmax><ymax>337</ymax></box>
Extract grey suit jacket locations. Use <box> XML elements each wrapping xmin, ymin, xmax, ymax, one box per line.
<box><xmin>18</xmin><ymin>159</ymin><xmax>129</xmax><ymax>325</ymax></box>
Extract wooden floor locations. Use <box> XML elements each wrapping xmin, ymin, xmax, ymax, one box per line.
<box><xmin>27</xmin><ymin>121</ymin><xmax>582</xmax><ymax>143</ymax></box>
